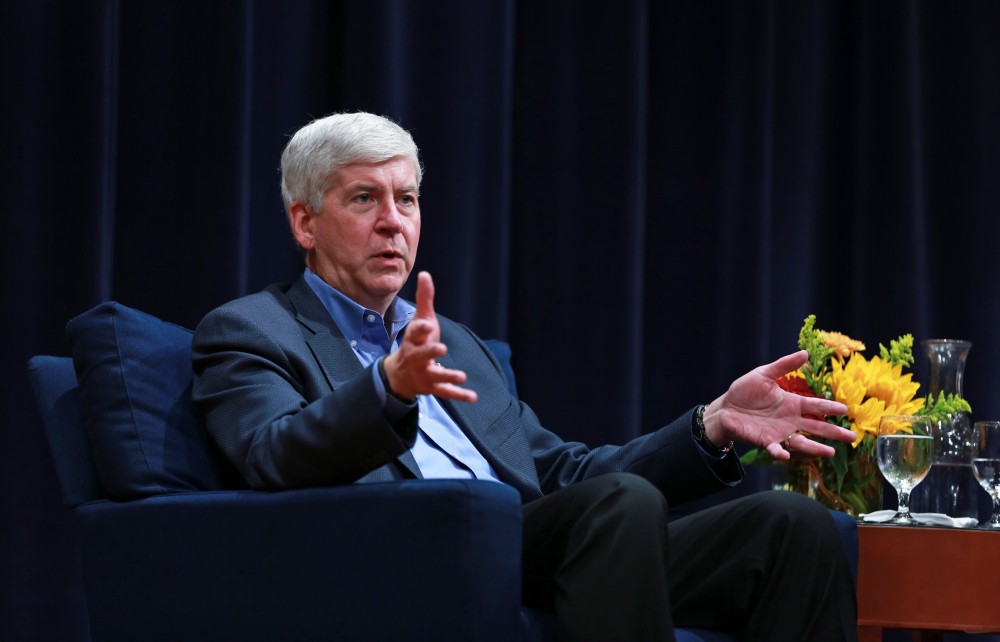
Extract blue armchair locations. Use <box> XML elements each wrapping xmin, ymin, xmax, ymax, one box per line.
<box><xmin>28</xmin><ymin>301</ymin><xmax>856</xmax><ymax>641</ymax></box>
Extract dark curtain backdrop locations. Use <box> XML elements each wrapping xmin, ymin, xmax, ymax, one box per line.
<box><xmin>4</xmin><ymin>1</ymin><xmax>999</xmax><ymax>639</ymax></box>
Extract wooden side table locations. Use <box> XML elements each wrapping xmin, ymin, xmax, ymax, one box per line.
<box><xmin>857</xmin><ymin>523</ymin><xmax>1000</xmax><ymax>641</ymax></box>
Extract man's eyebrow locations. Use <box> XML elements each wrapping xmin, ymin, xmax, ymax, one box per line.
<box><xmin>347</xmin><ymin>182</ymin><xmax>384</xmax><ymax>192</ymax></box>
<box><xmin>342</xmin><ymin>182</ymin><xmax>418</xmax><ymax>197</ymax></box>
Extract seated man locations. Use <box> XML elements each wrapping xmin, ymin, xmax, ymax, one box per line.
<box><xmin>192</xmin><ymin>111</ymin><xmax>858</xmax><ymax>641</ymax></box>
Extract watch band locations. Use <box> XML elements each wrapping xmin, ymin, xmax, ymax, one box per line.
<box><xmin>693</xmin><ymin>404</ymin><xmax>733</xmax><ymax>456</ymax></box>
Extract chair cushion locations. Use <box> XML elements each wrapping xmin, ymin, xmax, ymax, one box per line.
<box><xmin>66</xmin><ymin>302</ymin><xmax>230</xmax><ymax>499</ymax></box>
<box><xmin>27</xmin><ymin>355</ymin><xmax>104</xmax><ymax>506</ymax></box>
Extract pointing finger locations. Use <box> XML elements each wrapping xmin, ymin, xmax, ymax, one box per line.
<box><xmin>415</xmin><ymin>271</ymin><xmax>435</xmax><ymax>319</ymax></box>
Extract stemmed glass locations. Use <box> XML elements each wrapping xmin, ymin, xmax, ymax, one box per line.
<box><xmin>971</xmin><ymin>421</ymin><xmax>1000</xmax><ymax>529</ymax></box>
<box><xmin>877</xmin><ymin>415</ymin><xmax>935</xmax><ymax>525</ymax></box>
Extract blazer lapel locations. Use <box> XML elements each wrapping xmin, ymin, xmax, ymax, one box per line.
<box><xmin>285</xmin><ymin>276</ymin><xmax>423</xmax><ymax>480</ymax></box>
<box><xmin>437</xmin><ymin>350</ymin><xmax>540</xmax><ymax>494</ymax></box>
<box><xmin>286</xmin><ymin>277</ymin><xmax>363</xmax><ymax>389</ymax></box>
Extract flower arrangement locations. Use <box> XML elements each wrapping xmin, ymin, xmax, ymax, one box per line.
<box><xmin>741</xmin><ymin>315</ymin><xmax>971</xmax><ymax>516</ymax></box>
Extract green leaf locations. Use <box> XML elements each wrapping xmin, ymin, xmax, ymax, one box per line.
<box><xmin>840</xmin><ymin>490</ymin><xmax>869</xmax><ymax>516</ymax></box>
<box><xmin>921</xmin><ymin>391</ymin><xmax>972</xmax><ymax>418</ymax></box>
<box><xmin>739</xmin><ymin>448</ymin><xmax>773</xmax><ymax>467</ymax></box>
<box><xmin>797</xmin><ymin>315</ymin><xmax>834</xmax><ymax>397</ymax></box>
<box><xmin>828</xmin><ymin>441</ymin><xmax>849</xmax><ymax>494</ymax></box>
<box><xmin>878</xmin><ymin>334</ymin><xmax>914</xmax><ymax>368</ymax></box>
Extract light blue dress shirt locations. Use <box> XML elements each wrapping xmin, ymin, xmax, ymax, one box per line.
<box><xmin>303</xmin><ymin>269</ymin><xmax>499</xmax><ymax>482</ymax></box>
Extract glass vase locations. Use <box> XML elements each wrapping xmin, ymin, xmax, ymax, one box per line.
<box><xmin>783</xmin><ymin>441</ymin><xmax>883</xmax><ymax>517</ymax></box>
<box><xmin>910</xmin><ymin>339</ymin><xmax>978</xmax><ymax>519</ymax></box>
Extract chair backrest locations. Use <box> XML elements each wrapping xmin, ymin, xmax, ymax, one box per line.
<box><xmin>27</xmin><ymin>355</ymin><xmax>104</xmax><ymax>506</ymax></box>
<box><xmin>483</xmin><ymin>338</ymin><xmax>518</xmax><ymax>398</ymax></box>
<box><xmin>41</xmin><ymin>301</ymin><xmax>236</xmax><ymax>504</ymax></box>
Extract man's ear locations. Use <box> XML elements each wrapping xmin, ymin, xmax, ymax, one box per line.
<box><xmin>288</xmin><ymin>200</ymin><xmax>316</xmax><ymax>251</ymax></box>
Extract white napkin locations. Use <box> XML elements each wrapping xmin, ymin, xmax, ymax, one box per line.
<box><xmin>859</xmin><ymin>510</ymin><xmax>979</xmax><ymax>528</ymax></box>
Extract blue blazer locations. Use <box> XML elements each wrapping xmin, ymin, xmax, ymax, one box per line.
<box><xmin>192</xmin><ymin>275</ymin><xmax>742</xmax><ymax>504</ymax></box>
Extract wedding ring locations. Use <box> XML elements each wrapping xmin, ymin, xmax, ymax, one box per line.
<box><xmin>784</xmin><ymin>432</ymin><xmax>797</xmax><ymax>448</ymax></box>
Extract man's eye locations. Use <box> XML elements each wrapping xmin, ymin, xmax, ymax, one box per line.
<box><xmin>400</xmin><ymin>195</ymin><xmax>415</xmax><ymax>205</ymax></box>
<box><xmin>355</xmin><ymin>194</ymin><xmax>372</xmax><ymax>204</ymax></box>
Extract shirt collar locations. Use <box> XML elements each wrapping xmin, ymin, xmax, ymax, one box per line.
<box><xmin>303</xmin><ymin>268</ymin><xmax>415</xmax><ymax>356</ymax></box>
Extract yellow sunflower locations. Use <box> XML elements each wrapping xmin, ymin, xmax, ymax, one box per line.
<box><xmin>830</xmin><ymin>353</ymin><xmax>924</xmax><ymax>446</ymax></box>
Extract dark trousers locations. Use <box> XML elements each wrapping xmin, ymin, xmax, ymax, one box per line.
<box><xmin>521</xmin><ymin>473</ymin><xmax>857</xmax><ymax>642</ymax></box>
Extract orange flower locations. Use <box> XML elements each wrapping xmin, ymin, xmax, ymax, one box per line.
<box><xmin>817</xmin><ymin>330</ymin><xmax>866</xmax><ymax>358</ymax></box>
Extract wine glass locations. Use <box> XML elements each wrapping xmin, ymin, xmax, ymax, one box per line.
<box><xmin>877</xmin><ymin>415</ymin><xmax>935</xmax><ymax>525</ymax></box>
<box><xmin>971</xmin><ymin>421</ymin><xmax>1000</xmax><ymax>529</ymax></box>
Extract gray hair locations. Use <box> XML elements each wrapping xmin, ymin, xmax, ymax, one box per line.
<box><xmin>280</xmin><ymin>112</ymin><xmax>423</xmax><ymax>212</ymax></box>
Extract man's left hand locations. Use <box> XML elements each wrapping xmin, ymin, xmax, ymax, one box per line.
<box><xmin>702</xmin><ymin>351</ymin><xmax>854</xmax><ymax>460</ymax></box>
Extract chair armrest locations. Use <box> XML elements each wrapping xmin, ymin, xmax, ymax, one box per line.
<box><xmin>75</xmin><ymin>480</ymin><xmax>524</xmax><ymax>642</ymax></box>
<box><xmin>825</xmin><ymin>508</ymin><xmax>859</xmax><ymax>586</ymax></box>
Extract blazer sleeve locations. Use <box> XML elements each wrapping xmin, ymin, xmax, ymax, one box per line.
<box><xmin>191</xmin><ymin>294</ymin><xmax>418</xmax><ymax>489</ymax></box>
<box><xmin>524</xmin><ymin>406</ymin><xmax>744</xmax><ymax>506</ymax></box>
<box><xmin>439</xmin><ymin>321</ymin><xmax>744</xmax><ymax>507</ymax></box>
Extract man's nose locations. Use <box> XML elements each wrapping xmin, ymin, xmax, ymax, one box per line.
<box><xmin>375</xmin><ymin>201</ymin><xmax>404</xmax><ymax>233</ymax></box>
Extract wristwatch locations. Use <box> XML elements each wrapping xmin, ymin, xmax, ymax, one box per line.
<box><xmin>692</xmin><ymin>404</ymin><xmax>733</xmax><ymax>457</ymax></box>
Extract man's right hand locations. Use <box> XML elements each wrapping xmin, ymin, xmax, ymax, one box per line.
<box><xmin>382</xmin><ymin>271</ymin><xmax>478</xmax><ymax>403</ymax></box>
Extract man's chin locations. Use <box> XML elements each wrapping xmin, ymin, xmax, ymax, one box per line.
<box><xmin>366</xmin><ymin>272</ymin><xmax>409</xmax><ymax>297</ymax></box>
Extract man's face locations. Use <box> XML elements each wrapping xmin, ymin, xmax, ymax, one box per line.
<box><xmin>292</xmin><ymin>156</ymin><xmax>420</xmax><ymax>313</ymax></box>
